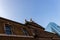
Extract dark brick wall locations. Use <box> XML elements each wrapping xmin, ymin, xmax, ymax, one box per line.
<box><xmin>0</xmin><ymin>19</ymin><xmax>32</xmax><ymax>36</ymax></box>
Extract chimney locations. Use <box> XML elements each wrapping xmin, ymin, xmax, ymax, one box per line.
<box><xmin>30</xmin><ymin>18</ymin><xmax>33</xmax><ymax>22</ymax></box>
<box><xmin>25</xmin><ymin>19</ymin><xmax>28</xmax><ymax>23</ymax></box>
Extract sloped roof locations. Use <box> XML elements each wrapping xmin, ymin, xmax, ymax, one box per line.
<box><xmin>25</xmin><ymin>21</ymin><xmax>45</xmax><ymax>30</ymax></box>
<box><xmin>0</xmin><ymin>17</ymin><xmax>23</xmax><ymax>25</ymax></box>
<box><xmin>0</xmin><ymin>17</ymin><xmax>44</xmax><ymax>30</ymax></box>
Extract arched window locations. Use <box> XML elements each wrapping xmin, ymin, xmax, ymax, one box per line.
<box><xmin>22</xmin><ymin>28</ymin><xmax>29</xmax><ymax>36</ymax></box>
<box><xmin>5</xmin><ymin>24</ymin><xmax>12</xmax><ymax>34</ymax></box>
<box><xmin>33</xmin><ymin>29</ymin><xmax>39</xmax><ymax>38</ymax></box>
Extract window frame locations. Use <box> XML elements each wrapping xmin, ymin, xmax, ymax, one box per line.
<box><xmin>4</xmin><ymin>24</ymin><xmax>12</xmax><ymax>35</ymax></box>
<box><xmin>22</xmin><ymin>28</ymin><xmax>29</xmax><ymax>36</ymax></box>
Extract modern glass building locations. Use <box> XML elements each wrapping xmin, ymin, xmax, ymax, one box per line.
<box><xmin>45</xmin><ymin>22</ymin><xmax>60</xmax><ymax>36</ymax></box>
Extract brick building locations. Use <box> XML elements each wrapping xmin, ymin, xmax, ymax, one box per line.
<box><xmin>0</xmin><ymin>17</ymin><xmax>60</xmax><ymax>40</ymax></box>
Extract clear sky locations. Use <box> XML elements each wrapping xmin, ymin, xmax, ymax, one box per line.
<box><xmin>0</xmin><ymin>0</ymin><xmax>60</xmax><ymax>28</ymax></box>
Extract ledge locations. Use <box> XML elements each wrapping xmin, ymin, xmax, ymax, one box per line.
<box><xmin>0</xmin><ymin>34</ymin><xmax>33</xmax><ymax>38</ymax></box>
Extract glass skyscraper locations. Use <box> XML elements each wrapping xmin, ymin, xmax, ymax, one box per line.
<box><xmin>45</xmin><ymin>22</ymin><xmax>60</xmax><ymax>36</ymax></box>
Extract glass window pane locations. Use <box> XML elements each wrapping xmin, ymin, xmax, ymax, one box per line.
<box><xmin>22</xmin><ymin>28</ymin><xmax>29</xmax><ymax>35</ymax></box>
<box><xmin>5</xmin><ymin>24</ymin><xmax>12</xmax><ymax>34</ymax></box>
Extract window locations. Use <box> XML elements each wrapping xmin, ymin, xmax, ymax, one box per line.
<box><xmin>5</xmin><ymin>24</ymin><xmax>12</xmax><ymax>34</ymax></box>
<box><xmin>22</xmin><ymin>28</ymin><xmax>29</xmax><ymax>35</ymax></box>
<box><xmin>33</xmin><ymin>29</ymin><xmax>38</xmax><ymax>38</ymax></box>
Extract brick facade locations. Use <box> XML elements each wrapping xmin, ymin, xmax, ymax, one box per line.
<box><xmin>0</xmin><ymin>17</ymin><xmax>60</xmax><ymax>40</ymax></box>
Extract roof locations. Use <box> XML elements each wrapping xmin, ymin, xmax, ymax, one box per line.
<box><xmin>0</xmin><ymin>17</ymin><xmax>44</xmax><ymax>30</ymax></box>
<box><xmin>25</xmin><ymin>21</ymin><xmax>45</xmax><ymax>30</ymax></box>
<box><xmin>0</xmin><ymin>17</ymin><xmax>24</xmax><ymax>25</ymax></box>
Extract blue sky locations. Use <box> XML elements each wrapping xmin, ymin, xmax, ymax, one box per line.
<box><xmin>0</xmin><ymin>0</ymin><xmax>60</xmax><ymax>28</ymax></box>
